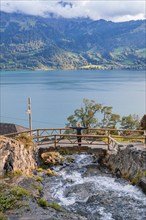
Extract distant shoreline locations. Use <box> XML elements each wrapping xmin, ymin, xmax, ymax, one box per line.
<box><xmin>0</xmin><ymin>66</ymin><xmax>146</xmax><ymax>72</ymax></box>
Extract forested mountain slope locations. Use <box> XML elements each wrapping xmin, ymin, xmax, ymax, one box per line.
<box><xmin>0</xmin><ymin>11</ymin><xmax>145</xmax><ymax>70</ymax></box>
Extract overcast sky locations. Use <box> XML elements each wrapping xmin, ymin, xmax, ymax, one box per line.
<box><xmin>1</xmin><ymin>0</ymin><xmax>146</xmax><ymax>22</ymax></box>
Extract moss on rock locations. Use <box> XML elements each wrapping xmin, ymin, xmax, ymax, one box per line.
<box><xmin>46</xmin><ymin>168</ymin><xmax>56</xmax><ymax>176</ymax></box>
<box><xmin>0</xmin><ymin>185</ymin><xmax>31</xmax><ymax>212</ymax></box>
<box><xmin>37</xmin><ymin>198</ymin><xmax>49</xmax><ymax>208</ymax></box>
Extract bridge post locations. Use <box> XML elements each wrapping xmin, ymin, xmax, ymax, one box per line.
<box><xmin>54</xmin><ymin>135</ymin><xmax>57</xmax><ymax>148</ymax></box>
<box><xmin>60</xmin><ymin>129</ymin><xmax>62</xmax><ymax>139</ymax></box>
<box><xmin>26</xmin><ymin>97</ymin><xmax>32</xmax><ymax>134</ymax></box>
<box><xmin>108</xmin><ymin>136</ymin><xmax>110</xmax><ymax>150</ymax></box>
<box><xmin>37</xmin><ymin>130</ymin><xmax>40</xmax><ymax>143</ymax></box>
<box><xmin>144</xmin><ymin>130</ymin><xmax>146</xmax><ymax>147</ymax></box>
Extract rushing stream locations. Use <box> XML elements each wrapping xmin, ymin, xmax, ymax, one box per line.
<box><xmin>43</xmin><ymin>153</ymin><xmax>146</xmax><ymax>220</ymax></box>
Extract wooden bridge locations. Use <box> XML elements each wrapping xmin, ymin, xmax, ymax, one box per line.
<box><xmin>4</xmin><ymin>127</ymin><xmax>146</xmax><ymax>152</ymax></box>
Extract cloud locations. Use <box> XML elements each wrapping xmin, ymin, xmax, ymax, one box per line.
<box><xmin>1</xmin><ymin>0</ymin><xmax>145</xmax><ymax>22</ymax></box>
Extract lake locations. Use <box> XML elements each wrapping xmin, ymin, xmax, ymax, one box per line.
<box><xmin>0</xmin><ymin>69</ymin><xmax>145</xmax><ymax>129</ymax></box>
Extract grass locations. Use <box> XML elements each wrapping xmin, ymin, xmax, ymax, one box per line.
<box><xmin>81</xmin><ymin>65</ymin><xmax>103</xmax><ymax>69</ymax></box>
<box><xmin>37</xmin><ymin>199</ymin><xmax>62</xmax><ymax>211</ymax></box>
<box><xmin>122</xmin><ymin>172</ymin><xmax>130</xmax><ymax>180</ymax></box>
<box><xmin>11</xmin><ymin>187</ymin><xmax>31</xmax><ymax>198</ymax></box>
<box><xmin>6</xmin><ymin>169</ymin><xmax>23</xmax><ymax>177</ymax></box>
<box><xmin>125</xmin><ymin>170</ymin><xmax>146</xmax><ymax>185</ymax></box>
<box><xmin>0</xmin><ymin>186</ymin><xmax>31</xmax><ymax>212</ymax></box>
<box><xmin>38</xmin><ymin>198</ymin><xmax>48</xmax><ymax>208</ymax></box>
<box><xmin>37</xmin><ymin>168</ymin><xmax>43</xmax><ymax>172</ymax></box>
<box><xmin>113</xmin><ymin>136</ymin><xmax>144</xmax><ymax>143</ymax></box>
<box><xmin>143</xmin><ymin>171</ymin><xmax>146</xmax><ymax>177</ymax></box>
<box><xmin>0</xmin><ymin>193</ymin><xmax>16</xmax><ymax>212</ymax></box>
<box><xmin>112</xmin><ymin>47</ymin><xmax>124</xmax><ymax>55</ymax></box>
<box><xmin>15</xmin><ymin>133</ymin><xmax>34</xmax><ymax>148</ymax></box>
<box><xmin>135</xmin><ymin>48</ymin><xmax>146</xmax><ymax>58</ymax></box>
<box><xmin>48</xmin><ymin>202</ymin><xmax>62</xmax><ymax>211</ymax></box>
<box><xmin>33</xmin><ymin>184</ymin><xmax>43</xmax><ymax>194</ymax></box>
<box><xmin>46</xmin><ymin>168</ymin><xmax>57</xmax><ymax>176</ymax></box>
<box><xmin>35</xmin><ymin>176</ymin><xmax>43</xmax><ymax>182</ymax></box>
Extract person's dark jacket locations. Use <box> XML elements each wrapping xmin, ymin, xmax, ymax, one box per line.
<box><xmin>70</xmin><ymin>126</ymin><xmax>87</xmax><ymax>135</ymax></box>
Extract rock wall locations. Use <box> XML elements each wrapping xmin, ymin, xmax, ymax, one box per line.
<box><xmin>103</xmin><ymin>144</ymin><xmax>146</xmax><ymax>182</ymax></box>
<box><xmin>0</xmin><ymin>136</ymin><xmax>37</xmax><ymax>176</ymax></box>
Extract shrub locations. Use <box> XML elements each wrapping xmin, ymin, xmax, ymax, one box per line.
<box><xmin>0</xmin><ymin>186</ymin><xmax>30</xmax><ymax>212</ymax></box>
<box><xmin>11</xmin><ymin>187</ymin><xmax>31</xmax><ymax>199</ymax></box>
<box><xmin>46</xmin><ymin>168</ymin><xmax>56</xmax><ymax>176</ymax></box>
<box><xmin>0</xmin><ymin>193</ymin><xmax>16</xmax><ymax>212</ymax></box>
<box><xmin>6</xmin><ymin>170</ymin><xmax>23</xmax><ymax>177</ymax></box>
<box><xmin>130</xmin><ymin>171</ymin><xmax>145</xmax><ymax>185</ymax></box>
<box><xmin>15</xmin><ymin>133</ymin><xmax>34</xmax><ymax>148</ymax></box>
<box><xmin>38</xmin><ymin>198</ymin><xmax>48</xmax><ymax>208</ymax></box>
<box><xmin>48</xmin><ymin>202</ymin><xmax>62</xmax><ymax>211</ymax></box>
<box><xmin>12</xmin><ymin>170</ymin><xmax>23</xmax><ymax>176</ymax></box>
<box><xmin>37</xmin><ymin>168</ymin><xmax>43</xmax><ymax>172</ymax></box>
<box><xmin>35</xmin><ymin>176</ymin><xmax>43</xmax><ymax>182</ymax></box>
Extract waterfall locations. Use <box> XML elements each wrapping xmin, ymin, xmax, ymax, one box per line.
<box><xmin>43</xmin><ymin>153</ymin><xmax>146</xmax><ymax>220</ymax></box>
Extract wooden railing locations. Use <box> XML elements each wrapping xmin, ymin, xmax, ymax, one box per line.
<box><xmin>4</xmin><ymin>127</ymin><xmax>145</xmax><ymax>151</ymax></box>
<box><xmin>35</xmin><ymin>133</ymin><xmax>109</xmax><ymax>147</ymax></box>
<box><xmin>108</xmin><ymin>136</ymin><xmax>122</xmax><ymax>151</ymax></box>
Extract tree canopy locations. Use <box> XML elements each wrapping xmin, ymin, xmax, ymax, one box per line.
<box><xmin>66</xmin><ymin>98</ymin><xmax>141</xmax><ymax>130</ymax></box>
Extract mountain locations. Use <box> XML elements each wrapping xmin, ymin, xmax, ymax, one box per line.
<box><xmin>0</xmin><ymin>11</ymin><xmax>146</xmax><ymax>70</ymax></box>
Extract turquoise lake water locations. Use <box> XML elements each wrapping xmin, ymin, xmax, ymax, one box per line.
<box><xmin>0</xmin><ymin>70</ymin><xmax>145</xmax><ymax>128</ymax></box>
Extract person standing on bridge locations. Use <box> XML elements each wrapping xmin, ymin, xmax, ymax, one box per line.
<box><xmin>70</xmin><ymin>123</ymin><xmax>88</xmax><ymax>146</ymax></box>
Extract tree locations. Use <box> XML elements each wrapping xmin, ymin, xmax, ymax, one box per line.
<box><xmin>107</xmin><ymin>113</ymin><xmax>121</xmax><ymax>129</ymax></box>
<box><xmin>120</xmin><ymin>114</ymin><xmax>140</xmax><ymax>130</ymax></box>
<box><xmin>100</xmin><ymin>106</ymin><xmax>113</xmax><ymax>127</ymax></box>
<box><xmin>66</xmin><ymin>98</ymin><xmax>140</xmax><ymax>131</ymax></box>
<box><xmin>100</xmin><ymin>107</ymin><xmax>120</xmax><ymax>129</ymax></box>
<box><xmin>140</xmin><ymin>114</ymin><xmax>146</xmax><ymax>130</ymax></box>
<box><xmin>66</xmin><ymin>98</ymin><xmax>102</xmax><ymax>128</ymax></box>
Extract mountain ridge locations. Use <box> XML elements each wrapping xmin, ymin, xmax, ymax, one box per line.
<box><xmin>0</xmin><ymin>11</ymin><xmax>146</xmax><ymax>70</ymax></box>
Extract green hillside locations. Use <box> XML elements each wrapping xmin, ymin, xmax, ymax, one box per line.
<box><xmin>0</xmin><ymin>12</ymin><xmax>146</xmax><ymax>70</ymax></box>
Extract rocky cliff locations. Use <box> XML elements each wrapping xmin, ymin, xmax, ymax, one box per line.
<box><xmin>0</xmin><ymin>136</ymin><xmax>37</xmax><ymax>176</ymax></box>
<box><xmin>103</xmin><ymin>144</ymin><xmax>146</xmax><ymax>186</ymax></box>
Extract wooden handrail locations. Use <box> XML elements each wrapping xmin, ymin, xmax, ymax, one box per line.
<box><xmin>3</xmin><ymin>127</ymin><xmax>145</xmax><ymax>151</ymax></box>
<box><xmin>4</xmin><ymin>127</ymin><xmax>144</xmax><ymax>137</ymax></box>
<box><xmin>108</xmin><ymin>136</ymin><xmax>121</xmax><ymax>150</ymax></box>
<box><xmin>108</xmin><ymin>136</ymin><xmax>120</xmax><ymax>145</ymax></box>
<box><xmin>110</xmin><ymin>135</ymin><xmax>144</xmax><ymax>139</ymax></box>
<box><xmin>3</xmin><ymin>127</ymin><xmax>146</xmax><ymax>151</ymax></box>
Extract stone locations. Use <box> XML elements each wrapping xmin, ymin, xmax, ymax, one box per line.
<box><xmin>41</xmin><ymin>152</ymin><xmax>63</xmax><ymax>165</ymax></box>
<box><xmin>102</xmin><ymin>144</ymin><xmax>146</xmax><ymax>189</ymax></box>
<box><xmin>0</xmin><ymin>136</ymin><xmax>37</xmax><ymax>176</ymax></box>
<box><xmin>139</xmin><ymin>177</ymin><xmax>146</xmax><ymax>194</ymax></box>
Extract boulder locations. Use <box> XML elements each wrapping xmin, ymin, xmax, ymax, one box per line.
<box><xmin>41</xmin><ymin>152</ymin><xmax>63</xmax><ymax>165</ymax></box>
<box><xmin>103</xmin><ymin>144</ymin><xmax>146</xmax><ymax>183</ymax></box>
